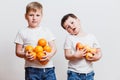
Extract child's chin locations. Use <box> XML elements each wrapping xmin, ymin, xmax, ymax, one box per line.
<box><xmin>74</xmin><ymin>31</ymin><xmax>79</xmax><ymax>35</ymax></box>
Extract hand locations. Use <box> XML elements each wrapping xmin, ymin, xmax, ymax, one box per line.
<box><xmin>75</xmin><ymin>48</ymin><xmax>87</xmax><ymax>59</ymax></box>
<box><xmin>38</xmin><ymin>52</ymin><xmax>52</xmax><ymax>63</ymax></box>
<box><xmin>24</xmin><ymin>51</ymin><xmax>35</xmax><ymax>61</ymax></box>
<box><xmin>86</xmin><ymin>48</ymin><xmax>102</xmax><ymax>61</ymax></box>
<box><xmin>85</xmin><ymin>52</ymin><xmax>100</xmax><ymax>61</ymax></box>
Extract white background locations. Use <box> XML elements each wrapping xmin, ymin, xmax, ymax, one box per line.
<box><xmin>0</xmin><ymin>0</ymin><xmax>120</xmax><ymax>80</ymax></box>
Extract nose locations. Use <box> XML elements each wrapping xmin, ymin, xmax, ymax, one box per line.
<box><xmin>33</xmin><ymin>15</ymin><xmax>37</xmax><ymax>20</ymax></box>
<box><xmin>69</xmin><ymin>25</ymin><xmax>75</xmax><ymax>29</ymax></box>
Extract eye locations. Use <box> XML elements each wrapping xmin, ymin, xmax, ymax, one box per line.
<box><xmin>66</xmin><ymin>25</ymin><xmax>71</xmax><ymax>30</ymax></box>
<box><xmin>29</xmin><ymin>14</ymin><xmax>34</xmax><ymax>16</ymax></box>
<box><xmin>36</xmin><ymin>14</ymin><xmax>40</xmax><ymax>17</ymax></box>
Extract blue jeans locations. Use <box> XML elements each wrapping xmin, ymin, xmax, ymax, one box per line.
<box><xmin>25</xmin><ymin>67</ymin><xmax>56</xmax><ymax>80</ymax></box>
<box><xmin>67</xmin><ymin>70</ymin><xmax>95</xmax><ymax>80</ymax></box>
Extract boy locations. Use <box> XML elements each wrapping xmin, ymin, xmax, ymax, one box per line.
<box><xmin>61</xmin><ymin>13</ymin><xmax>102</xmax><ymax>80</ymax></box>
<box><xmin>14</xmin><ymin>2</ymin><xmax>57</xmax><ymax>80</ymax></box>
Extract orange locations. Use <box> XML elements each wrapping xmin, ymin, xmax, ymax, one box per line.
<box><xmin>36</xmin><ymin>52</ymin><xmax>48</xmax><ymax>65</ymax></box>
<box><xmin>34</xmin><ymin>46</ymin><xmax>43</xmax><ymax>53</ymax></box>
<box><xmin>40</xmin><ymin>61</ymin><xmax>48</xmax><ymax>65</ymax></box>
<box><xmin>43</xmin><ymin>45</ymin><xmax>52</xmax><ymax>52</ymax></box>
<box><xmin>85</xmin><ymin>52</ymin><xmax>93</xmax><ymax>60</ymax></box>
<box><xmin>36</xmin><ymin>52</ymin><xmax>46</xmax><ymax>60</ymax></box>
<box><xmin>29</xmin><ymin>51</ymin><xmax>36</xmax><ymax>60</ymax></box>
<box><xmin>25</xmin><ymin>45</ymin><xmax>34</xmax><ymax>52</ymax></box>
<box><xmin>84</xmin><ymin>45</ymin><xmax>91</xmax><ymax>52</ymax></box>
<box><xmin>90</xmin><ymin>48</ymin><xmax>97</xmax><ymax>53</ymax></box>
<box><xmin>38</xmin><ymin>38</ymin><xmax>47</xmax><ymax>47</ymax></box>
<box><xmin>76</xmin><ymin>42</ymin><xmax>84</xmax><ymax>50</ymax></box>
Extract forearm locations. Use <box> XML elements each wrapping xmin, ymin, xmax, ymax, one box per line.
<box><xmin>65</xmin><ymin>53</ymin><xmax>77</xmax><ymax>60</ymax></box>
<box><xmin>65</xmin><ymin>52</ymin><xmax>84</xmax><ymax>61</ymax></box>
<box><xmin>88</xmin><ymin>50</ymin><xmax>102</xmax><ymax>62</ymax></box>
<box><xmin>93</xmin><ymin>52</ymin><xmax>102</xmax><ymax>61</ymax></box>
<box><xmin>65</xmin><ymin>49</ymin><xmax>85</xmax><ymax>61</ymax></box>
<box><xmin>50</xmin><ymin>46</ymin><xmax>57</xmax><ymax>58</ymax></box>
<box><xmin>15</xmin><ymin>43</ymin><xmax>26</xmax><ymax>58</ymax></box>
<box><xmin>47</xmin><ymin>40</ymin><xmax>57</xmax><ymax>58</ymax></box>
<box><xmin>16</xmin><ymin>50</ymin><xmax>25</xmax><ymax>58</ymax></box>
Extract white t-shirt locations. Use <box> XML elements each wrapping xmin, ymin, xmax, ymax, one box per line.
<box><xmin>64</xmin><ymin>33</ymin><xmax>100</xmax><ymax>73</ymax></box>
<box><xmin>14</xmin><ymin>26</ymin><xmax>56</xmax><ymax>68</ymax></box>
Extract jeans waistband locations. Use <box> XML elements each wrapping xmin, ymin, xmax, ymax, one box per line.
<box><xmin>76</xmin><ymin>71</ymin><xmax>94</xmax><ymax>76</ymax></box>
<box><xmin>43</xmin><ymin>67</ymin><xmax>55</xmax><ymax>72</ymax></box>
<box><xmin>25</xmin><ymin>67</ymin><xmax>55</xmax><ymax>72</ymax></box>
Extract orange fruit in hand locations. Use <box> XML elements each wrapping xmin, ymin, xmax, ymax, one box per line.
<box><xmin>90</xmin><ymin>48</ymin><xmax>97</xmax><ymax>53</ymax></box>
<box><xmin>29</xmin><ymin>51</ymin><xmax>36</xmax><ymax>60</ymax></box>
<box><xmin>40</xmin><ymin>61</ymin><xmax>48</xmax><ymax>65</ymax></box>
<box><xmin>84</xmin><ymin>45</ymin><xmax>91</xmax><ymax>52</ymax></box>
<box><xmin>36</xmin><ymin>52</ymin><xmax>46</xmax><ymax>60</ymax></box>
<box><xmin>76</xmin><ymin>42</ymin><xmax>84</xmax><ymax>50</ymax></box>
<box><xmin>38</xmin><ymin>38</ymin><xmax>47</xmax><ymax>47</ymax></box>
<box><xmin>25</xmin><ymin>45</ymin><xmax>34</xmax><ymax>52</ymax></box>
<box><xmin>36</xmin><ymin>52</ymin><xmax>48</xmax><ymax>65</ymax></box>
<box><xmin>43</xmin><ymin>45</ymin><xmax>52</xmax><ymax>52</ymax></box>
<box><xmin>34</xmin><ymin>46</ymin><xmax>43</xmax><ymax>53</ymax></box>
<box><xmin>85</xmin><ymin>52</ymin><xmax>93</xmax><ymax>60</ymax></box>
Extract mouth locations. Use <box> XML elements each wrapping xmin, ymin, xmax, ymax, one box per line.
<box><xmin>72</xmin><ymin>28</ymin><xmax>76</xmax><ymax>31</ymax></box>
<box><xmin>32</xmin><ymin>21</ymin><xmax>37</xmax><ymax>23</ymax></box>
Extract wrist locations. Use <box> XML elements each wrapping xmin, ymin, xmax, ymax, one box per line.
<box><xmin>23</xmin><ymin>52</ymin><xmax>26</xmax><ymax>58</ymax></box>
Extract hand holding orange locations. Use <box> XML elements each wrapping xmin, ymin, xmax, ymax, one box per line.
<box><xmin>24</xmin><ymin>38</ymin><xmax>51</xmax><ymax>65</ymax></box>
<box><xmin>36</xmin><ymin>52</ymin><xmax>48</xmax><ymax>65</ymax></box>
<box><xmin>90</xmin><ymin>48</ymin><xmax>97</xmax><ymax>53</ymax></box>
<box><xmin>76</xmin><ymin>42</ymin><xmax>97</xmax><ymax>60</ymax></box>
<box><xmin>36</xmin><ymin>52</ymin><xmax>46</xmax><ymax>60</ymax></box>
<box><xmin>85</xmin><ymin>52</ymin><xmax>94</xmax><ymax>60</ymax></box>
<box><xmin>29</xmin><ymin>51</ymin><xmax>37</xmax><ymax>60</ymax></box>
<box><xmin>76</xmin><ymin>42</ymin><xmax>84</xmax><ymax>50</ymax></box>
<box><xmin>24</xmin><ymin>45</ymin><xmax>36</xmax><ymax>61</ymax></box>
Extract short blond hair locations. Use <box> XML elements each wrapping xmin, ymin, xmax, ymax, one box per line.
<box><xmin>26</xmin><ymin>2</ymin><xmax>43</xmax><ymax>14</ymax></box>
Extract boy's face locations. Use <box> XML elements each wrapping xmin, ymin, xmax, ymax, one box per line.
<box><xmin>63</xmin><ymin>17</ymin><xmax>80</xmax><ymax>35</ymax></box>
<box><xmin>25</xmin><ymin>9</ymin><xmax>42</xmax><ymax>28</ymax></box>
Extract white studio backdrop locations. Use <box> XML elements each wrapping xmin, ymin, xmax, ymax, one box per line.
<box><xmin>0</xmin><ymin>0</ymin><xmax>120</xmax><ymax>80</ymax></box>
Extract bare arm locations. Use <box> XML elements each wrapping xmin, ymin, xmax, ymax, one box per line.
<box><xmin>86</xmin><ymin>48</ymin><xmax>102</xmax><ymax>62</ymax></box>
<box><xmin>64</xmin><ymin>49</ymin><xmax>86</xmax><ymax>61</ymax></box>
<box><xmin>15</xmin><ymin>43</ymin><xmax>35</xmax><ymax>61</ymax></box>
<box><xmin>15</xmin><ymin>43</ymin><xmax>25</xmax><ymax>58</ymax></box>
<box><xmin>48</xmin><ymin>40</ymin><xmax>57</xmax><ymax>58</ymax></box>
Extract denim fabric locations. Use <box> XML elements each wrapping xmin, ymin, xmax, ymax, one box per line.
<box><xmin>25</xmin><ymin>67</ymin><xmax>56</xmax><ymax>80</ymax></box>
<box><xmin>67</xmin><ymin>70</ymin><xmax>95</xmax><ymax>80</ymax></box>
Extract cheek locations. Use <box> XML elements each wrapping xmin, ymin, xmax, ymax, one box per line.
<box><xmin>25</xmin><ymin>17</ymin><xmax>31</xmax><ymax>22</ymax></box>
<box><xmin>68</xmin><ymin>30</ymin><xmax>71</xmax><ymax>33</ymax></box>
<box><xmin>38</xmin><ymin>19</ymin><xmax>42</xmax><ymax>22</ymax></box>
<box><xmin>27</xmin><ymin>19</ymin><xmax>32</xmax><ymax>23</ymax></box>
<box><xmin>67</xmin><ymin>30</ymin><xmax>73</xmax><ymax>34</ymax></box>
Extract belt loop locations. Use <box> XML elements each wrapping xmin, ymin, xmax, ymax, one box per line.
<box><xmin>43</xmin><ymin>68</ymin><xmax>46</xmax><ymax>72</ymax></box>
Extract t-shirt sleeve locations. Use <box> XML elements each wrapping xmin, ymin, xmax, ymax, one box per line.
<box><xmin>14</xmin><ymin>31</ymin><xmax>23</xmax><ymax>45</ymax></box>
<box><xmin>46</xmin><ymin>28</ymin><xmax>56</xmax><ymax>42</ymax></box>
<box><xmin>64</xmin><ymin>36</ymin><xmax>72</xmax><ymax>49</ymax></box>
<box><xmin>92</xmin><ymin>35</ymin><xmax>100</xmax><ymax>48</ymax></box>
